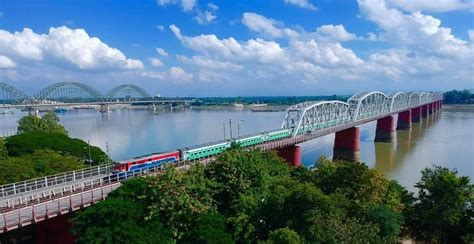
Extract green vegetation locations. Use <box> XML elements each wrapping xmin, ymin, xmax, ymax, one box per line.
<box><xmin>5</xmin><ymin>131</ymin><xmax>108</xmax><ymax>164</ymax></box>
<box><xmin>405</xmin><ymin>166</ymin><xmax>474</xmax><ymax>243</ymax></box>
<box><xmin>0</xmin><ymin>112</ymin><xmax>109</xmax><ymax>184</ymax></box>
<box><xmin>444</xmin><ymin>89</ymin><xmax>474</xmax><ymax>104</ymax></box>
<box><xmin>71</xmin><ymin>149</ymin><xmax>472</xmax><ymax>243</ymax></box>
<box><xmin>17</xmin><ymin>111</ymin><xmax>68</xmax><ymax>134</ymax></box>
<box><xmin>191</xmin><ymin>95</ymin><xmax>349</xmax><ymax>106</ymax></box>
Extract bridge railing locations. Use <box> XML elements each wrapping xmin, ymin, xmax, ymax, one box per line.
<box><xmin>0</xmin><ymin>164</ymin><xmax>113</xmax><ymax>199</ymax></box>
<box><xmin>0</xmin><ymin>156</ymin><xmax>217</xmax><ymax>209</ymax></box>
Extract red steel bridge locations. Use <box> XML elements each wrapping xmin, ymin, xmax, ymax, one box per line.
<box><xmin>0</xmin><ymin>90</ymin><xmax>443</xmax><ymax>236</ymax></box>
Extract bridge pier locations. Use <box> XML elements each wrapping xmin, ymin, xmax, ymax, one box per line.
<box><xmin>397</xmin><ymin>110</ymin><xmax>411</xmax><ymax>130</ymax></box>
<box><xmin>100</xmin><ymin>104</ymin><xmax>110</xmax><ymax>113</ymax></box>
<box><xmin>276</xmin><ymin>145</ymin><xmax>301</xmax><ymax>167</ymax></box>
<box><xmin>333</xmin><ymin>127</ymin><xmax>360</xmax><ymax>162</ymax></box>
<box><xmin>375</xmin><ymin>116</ymin><xmax>394</xmax><ymax>142</ymax></box>
<box><xmin>411</xmin><ymin>107</ymin><xmax>422</xmax><ymax>123</ymax></box>
<box><xmin>35</xmin><ymin>214</ymin><xmax>74</xmax><ymax>244</ymax></box>
<box><xmin>422</xmin><ymin>105</ymin><xmax>429</xmax><ymax>118</ymax></box>
<box><xmin>428</xmin><ymin>103</ymin><xmax>434</xmax><ymax>115</ymax></box>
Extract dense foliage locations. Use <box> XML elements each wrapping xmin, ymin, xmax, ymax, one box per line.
<box><xmin>191</xmin><ymin>95</ymin><xmax>349</xmax><ymax>106</ymax></box>
<box><xmin>5</xmin><ymin>131</ymin><xmax>108</xmax><ymax>164</ymax></box>
<box><xmin>405</xmin><ymin>166</ymin><xmax>474</xmax><ymax>243</ymax></box>
<box><xmin>443</xmin><ymin>89</ymin><xmax>474</xmax><ymax>104</ymax></box>
<box><xmin>17</xmin><ymin>112</ymin><xmax>68</xmax><ymax>134</ymax></box>
<box><xmin>0</xmin><ymin>113</ymin><xmax>109</xmax><ymax>184</ymax></box>
<box><xmin>72</xmin><ymin>149</ymin><xmax>469</xmax><ymax>243</ymax></box>
<box><xmin>0</xmin><ymin>149</ymin><xmax>85</xmax><ymax>184</ymax></box>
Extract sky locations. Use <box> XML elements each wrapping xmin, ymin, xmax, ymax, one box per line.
<box><xmin>0</xmin><ymin>0</ymin><xmax>473</xmax><ymax>97</ymax></box>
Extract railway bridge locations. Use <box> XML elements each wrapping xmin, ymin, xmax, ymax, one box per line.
<box><xmin>0</xmin><ymin>90</ymin><xmax>443</xmax><ymax>239</ymax></box>
<box><xmin>0</xmin><ymin>82</ymin><xmax>193</xmax><ymax>112</ymax></box>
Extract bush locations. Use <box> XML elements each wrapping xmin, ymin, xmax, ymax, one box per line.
<box><xmin>0</xmin><ymin>149</ymin><xmax>85</xmax><ymax>184</ymax></box>
<box><xmin>5</xmin><ymin>131</ymin><xmax>109</xmax><ymax>165</ymax></box>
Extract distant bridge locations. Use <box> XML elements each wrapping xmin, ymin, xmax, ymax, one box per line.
<box><xmin>0</xmin><ymin>82</ymin><xmax>193</xmax><ymax>110</ymax></box>
<box><xmin>0</xmin><ymin>91</ymin><xmax>443</xmax><ymax>234</ymax></box>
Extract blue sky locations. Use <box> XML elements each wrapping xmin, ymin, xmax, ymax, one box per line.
<box><xmin>0</xmin><ymin>0</ymin><xmax>473</xmax><ymax>96</ymax></box>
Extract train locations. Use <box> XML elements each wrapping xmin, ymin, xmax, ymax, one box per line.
<box><xmin>112</xmin><ymin>128</ymin><xmax>292</xmax><ymax>173</ymax></box>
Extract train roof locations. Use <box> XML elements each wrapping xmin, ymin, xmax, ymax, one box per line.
<box><xmin>180</xmin><ymin>128</ymin><xmax>289</xmax><ymax>152</ymax></box>
<box><xmin>116</xmin><ymin>150</ymin><xmax>179</xmax><ymax>164</ymax></box>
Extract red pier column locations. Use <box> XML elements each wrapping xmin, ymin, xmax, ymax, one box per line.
<box><xmin>422</xmin><ymin>105</ymin><xmax>429</xmax><ymax>118</ymax></box>
<box><xmin>411</xmin><ymin>107</ymin><xmax>422</xmax><ymax>123</ymax></box>
<box><xmin>276</xmin><ymin>145</ymin><xmax>301</xmax><ymax>167</ymax></box>
<box><xmin>397</xmin><ymin>110</ymin><xmax>411</xmax><ymax>130</ymax></box>
<box><xmin>333</xmin><ymin>127</ymin><xmax>360</xmax><ymax>162</ymax></box>
<box><xmin>35</xmin><ymin>214</ymin><xmax>75</xmax><ymax>244</ymax></box>
<box><xmin>375</xmin><ymin>116</ymin><xmax>394</xmax><ymax>142</ymax></box>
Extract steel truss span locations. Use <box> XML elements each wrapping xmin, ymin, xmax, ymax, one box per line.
<box><xmin>0</xmin><ymin>82</ymin><xmax>30</xmax><ymax>104</ymax></box>
<box><xmin>106</xmin><ymin>84</ymin><xmax>152</xmax><ymax>100</ymax></box>
<box><xmin>282</xmin><ymin>91</ymin><xmax>443</xmax><ymax>136</ymax></box>
<box><xmin>0</xmin><ymin>82</ymin><xmax>155</xmax><ymax>104</ymax></box>
<box><xmin>35</xmin><ymin>82</ymin><xmax>104</xmax><ymax>102</ymax></box>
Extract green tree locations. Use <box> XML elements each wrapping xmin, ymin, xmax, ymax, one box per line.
<box><xmin>312</xmin><ymin>158</ymin><xmax>405</xmax><ymax>242</ymax></box>
<box><xmin>265</xmin><ymin>228</ymin><xmax>302</xmax><ymax>244</ymax></box>
<box><xmin>406</xmin><ymin>166</ymin><xmax>474</xmax><ymax>243</ymax></box>
<box><xmin>182</xmin><ymin>211</ymin><xmax>233</xmax><ymax>244</ymax></box>
<box><xmin>205</xmin><ymin>149</ymin><xmax>291</xmax><ymax>213</ymax></box>
<box><xmin>71</xmin><ymin>198</ymin><xmax>173</xmax><ymax>244</ymax></box>
<box><xmin>5</xmin><ymin>131</ymin><xmax>108</xmax><ymax>164</ymax></box>
<box><xmin>0</xmin><ymin>149</ymin><xmax>85</xmax><ymax>184</ymax></box>
<box><xmin>0</xmin><ymin>137</ymin><xmax>7</xmax><ymax>162</ymax></box>
<box><xmin>17</xmin><ymin>112</ymin><xmax>67</xmax><ymax>135</ymax></box>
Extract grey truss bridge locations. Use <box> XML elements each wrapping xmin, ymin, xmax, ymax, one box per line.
<box><xmin>0</xmin><ymin>82</ymin><xmax>193</xmax><ymax>109</ymax></box>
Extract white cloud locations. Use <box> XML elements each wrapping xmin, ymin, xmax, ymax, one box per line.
<box><xmin>207</xmin><ymin>3</ymin><xmax>218</xmax><ymax>11</ymax></box>
<box><xmin>177</xmin><ymin>55</ymin><xmax>244</xmax><ymax>71</ymax></box>
<box><xmin>284</xmin><ymin>0</ymin><xmax>317</xmax><ymax>11</ymax></box>
<box><xmin>150</xmin><ymin>58</ymin><xmax>164</xmax><ymax>67</ymax></box>
<box><xmin>170</xmin><ymin>24</ymin><xmax>286</xmax><ymax>64</ymax></box>
<box><xmin>0</xmin><ymin>27</ymin><xmax>144</xmax><ymax>71</ymax></box>
<box><xmin>385</xmin><ymin>0</ymin><xmax>474</xmax><ymax>12</ymax></box>
<box><xmin>315</xmin><ymin>24</ymin><xmax>358</xmax><ymax>42</ymax></box>
<box><xmin>358</xmin><ymin>0</ymin><xmax>472</xmax><ymax>60</ymax></box>
<box><xmin>242</xmin><ymin>12</ymin><xmax>284</xmax><ymax>38</ymax></box>
<box><xmin>157</xmin><ymin>0</ymin><xmax>196</xmax><ymax>12</ymax></box>
<box><xmin>241</xmin><ymin>12</ymin><xmax>356</xmax><ymax>42</ymax></box>
<box><xmin>194</xmin><ymin>10</ymin><xmax>216</xmax><ymax>24</ymax></box>
<box><xmin>168</xmin><ymin>66</ymin><xmax>193</xmax><ymax>81</ymax></box>
<box><xmin>156</xmin><ymin>25</ymin><xmax>165</xmax><ymax>31</ymax></box>
<box><xmin>0</xmin><ymin>55</ymin><xmax>16</xmax><ymax>69</ymax></box>
<box><xmin>469</xmin><ymin>29</ymin><xmax>474</xmax><ymax>42</ymax></box>
<box><xmin>155</xmin><ymin>47</ymin><xmax>168</xmax><ymax>56</ymax></box>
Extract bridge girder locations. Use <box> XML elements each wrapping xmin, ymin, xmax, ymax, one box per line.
<box><xmin>388</xmin><ymin>92</ymin><xmax>409</xmax><ymax>112</ymax></box>
<box><xmin>283</xmin><ymin>91</ymin><xmax>442</xmax><ymax>136</ymax></box>
<box><xmin>407</xmin><ymin>92</ymin><xmax>420</xmax><ymax>107</ymax></box>
<box><xmin>106</xmin><ymin>84</ymin><xmax>152</xmax><ymax>100</ymax></box>
<box><xmin>347</xmin><ymin>91</ymin><xmax>390</xmax><ymax>121</ymax></box>
<box><xmin>35</xmin><ymin>82</ymin><xmax>103</xmax><ymax>102</ymax></box>
<box><xmin>283</xmin><ymin>101</ymin><xmax>351</xmax><ymax>136</ymax></box>
<box><xmin>0</xmin><ymin>82</ymin><xmax>30</xmax><ymax>104</ymax></box>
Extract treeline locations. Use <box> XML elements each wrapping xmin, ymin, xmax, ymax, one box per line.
<box><xmin>71</xmin><ymin>149</ymin><xmax>473</xmax><ymax>243</ymax></box>
<box><xmin>0</xmin><ymin>112</ymin><xmax>108</xmax><ymax>184</ymax></box>
<box><xmin>192</xmin><ymin>95</ymin><xmax>349</xmax><ymax>106</ymax></box>
<box><xmin>444</xmin><ymin>89</ymin><xmax>474</xmax><ymax>104</ymax></box>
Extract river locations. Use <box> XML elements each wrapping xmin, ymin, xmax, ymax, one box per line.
<box><xmin>0</xmin><ymin>105</ymin><xmax>472</xmax><ymax>190</ymax></box>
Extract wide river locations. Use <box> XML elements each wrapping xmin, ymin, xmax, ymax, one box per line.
<box><xmin>1</xmin><ymin>105</ymin><xmax>472</xmax><ymax>190</ymax></box>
